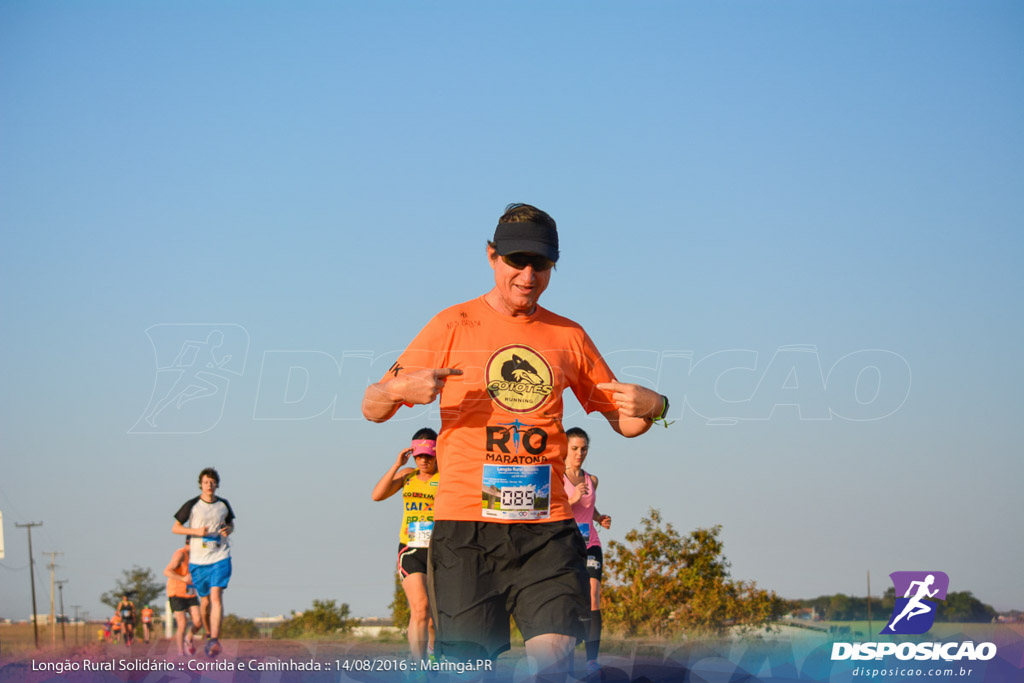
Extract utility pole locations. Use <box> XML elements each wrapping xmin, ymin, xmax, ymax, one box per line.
<box><xmin>42</xmin><ymin>551</ymin><xmax>63</xmax><ymax>647</ymax></box>
<box><xmin>56</xmin><ymin>580</ymin><xmax>68</xmax><ymax>643</ymax></box>
<box><xmin>15</xmin><ymin>522</ymin><xmax>42</xmax><ymax>649</ymax></box>
<box><xmin>867</xmin><ymin>570</ymin><xmax>873</xmax><ymax>636</ymax></box>
<box><xmin>71</xmin><ymin>605</ymin><xmax>81</xmax><ymax>645</ymax></box>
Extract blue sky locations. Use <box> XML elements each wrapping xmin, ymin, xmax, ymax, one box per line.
<box><xmin>1</xmin><ymin>1</ymin><xmax>1021</xmax><ymax>621</ymax></box>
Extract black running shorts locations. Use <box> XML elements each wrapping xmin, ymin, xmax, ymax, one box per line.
<box><xmin>169</xmin><ymin>596</ymin><xmax>199</xmax><ymax>612</ymax></box>
<box><xmin>398</xmin><ymin>543</ymin><xmax>428</xmax><ymax>577</ymax></box>
<box><xmin>428</xmin><ymin>519</ymin><xmax>589</xmax><ymax>661</ymax></box>
<box><xmin>586</xmin><ymin>545</ymin><xmax>604</xmax><ymax>581</ymax></box>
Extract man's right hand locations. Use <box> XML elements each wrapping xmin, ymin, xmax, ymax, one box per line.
<box><xmin>396</xmin><ymin>368</ymin><xmax>462</xmax><ymax>405</ymax></box>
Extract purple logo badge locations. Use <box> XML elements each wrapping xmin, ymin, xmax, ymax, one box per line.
<box><xmin>881</xmin><ymin>571</ymin><xmax>949</xmax><ymax>635</ymax></box>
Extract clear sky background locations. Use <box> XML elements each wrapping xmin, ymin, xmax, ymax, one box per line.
<box><xmin>1</xmin><ymin>2</ymin><xmax>1021</xmax><ymax>622</ymax></box>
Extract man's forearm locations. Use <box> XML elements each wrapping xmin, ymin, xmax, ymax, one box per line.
<box><xmin>362</xmin><ymin>380</ymin><xmax>404</xmax><ymax>422</ymax></box>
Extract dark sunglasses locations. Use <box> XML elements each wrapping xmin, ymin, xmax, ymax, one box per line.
<box><xmin>500</xmin><ymin>253</ymin><xmax>555</xmax><ymax>272</ymax></box>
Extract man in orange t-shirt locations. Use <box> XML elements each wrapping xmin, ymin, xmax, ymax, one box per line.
<box><xmin>363</xmin><ymin>203</ymin><xmax>670</xmax><ymax>676</ymax></box>
<box><xmin>140</xmin><ymin>605</ymin><xmax>155</xmax><ymax>643</ymax></box>
<box><xmin>164</xmin><ymin>537</ymin><xmax>203</xmax><ymax>656</ymax></box>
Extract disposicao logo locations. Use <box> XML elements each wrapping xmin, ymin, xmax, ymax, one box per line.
<box><xmin>830</xmin><ymin>571</ymin><xmax>997</xmax><ymax>663</ymax></box>
<box><xmin>881</xmin><ymin>570</ymin><xmax>949</xmax><ymax>635</ymax></box>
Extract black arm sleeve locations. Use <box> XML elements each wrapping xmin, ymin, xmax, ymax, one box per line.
<box><xmin>174</xmin><ymin>496</ymin><xmax>200</xmax><ymax>525</ymax></box>
<box><xmin>221</xmin><ymin>498</ymin><xmax>236</xmax><ymax>526</ymax></box>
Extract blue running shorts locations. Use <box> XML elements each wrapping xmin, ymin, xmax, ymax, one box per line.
<box><xmin>189</xmin><ymin>558</ymin><xmax>232</xmax><ymax>597</ymax></box>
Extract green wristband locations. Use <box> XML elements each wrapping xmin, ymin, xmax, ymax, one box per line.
<box><xmin>652</xmin><ymin>395</ymin><xmax>673</xmax><ymax>428</ymax></box>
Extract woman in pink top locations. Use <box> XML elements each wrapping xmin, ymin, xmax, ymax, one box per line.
<box><xmin>563</xmin><ymin>427</ymin><xmax>612</xmax><ymax>674</ymax></box>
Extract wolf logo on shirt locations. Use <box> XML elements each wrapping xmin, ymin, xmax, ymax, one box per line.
<box><xmin>502</xmin><ymin>355</ymin><xmax>544</xmax><ymax>388</ymax></box>
<box><xmin>485</xmin><ymin>345</ymin><xmax>553</xmax><ymax>413</ymax></box>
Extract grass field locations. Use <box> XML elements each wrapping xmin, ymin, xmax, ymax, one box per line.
<box><xmin>0</xmin><ymin>622</ymin><xmax>170</xmax><ymax>659</ymax></box>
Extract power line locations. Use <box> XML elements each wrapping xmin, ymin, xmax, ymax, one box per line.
<box><xmin>0</xmin><ymin>561</ymin><xmax>30</xmax><ymax>570</ymax></box>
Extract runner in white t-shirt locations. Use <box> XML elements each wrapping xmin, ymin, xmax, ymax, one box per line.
<box><xmin>172</xmin><ymin>467</ymin><xmax>235</xmax><ymax>658</ymax></box>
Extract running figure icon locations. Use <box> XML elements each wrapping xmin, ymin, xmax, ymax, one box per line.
<box><xmin>881</xmin><ymin>571</ymin><xmax>949</xmax><ymax>635</ymax></box>
<box><xmin>887</xmin><ymin>574</ymin><xmax>939</xmax><ymax>631</ymax></box>
<box><xmin>144</xmin><ymin>331</ymin><xmax>232</xmax><ymax>427</ymax></box>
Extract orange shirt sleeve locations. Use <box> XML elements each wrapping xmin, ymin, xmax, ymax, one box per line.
<box><xmin>569</xmin><ymin>330</ymin><xmax>618</xmax><ymax>414</ymax></box>
<box><xmin>378</xmin><ymin>314</ymin><xmax>451</xmax><ymax>390</ymax></box>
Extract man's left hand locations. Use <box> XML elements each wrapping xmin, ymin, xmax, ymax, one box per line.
<box><xmin>596</xmin><ymin>381</ymin><xmax>662</xmax><ymax>419</ymax></box>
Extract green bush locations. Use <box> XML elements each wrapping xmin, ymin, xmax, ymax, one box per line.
<box><xmin>273</xmin><ymin>599</ymin><xmax>357</xmax><ymax>639</ymax></box>
<box><xmin>221</xmin><ymin>613</ymin><xmax>260</xmax><ymax>639</ymax></box>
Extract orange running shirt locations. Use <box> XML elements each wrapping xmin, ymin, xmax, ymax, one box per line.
<box><xmin>166</xmin><ymin>548</ymin><xmax>194</xmax><ymax>598</ymax></box>
<box><xmin>381</xmin><ymin>297</ymin><xmax>617</xmax><ymax>523</ymax></box>
<box><xmin>141</xmin><ymin>607</ymin><xmax>154</xmax><ymax>623</ymax></box>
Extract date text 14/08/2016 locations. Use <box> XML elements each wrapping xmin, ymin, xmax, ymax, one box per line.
<box><xmin>338</xmin><ymin>658</ymin><xmax>494</xmax><ymax>674</ymax></box>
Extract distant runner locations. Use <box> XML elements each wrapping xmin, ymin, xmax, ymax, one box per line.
<box><xmin>110</xmin><ymin>613</ymin><xmax>122</xmax><ymax>644</ymax></box>
<box><xmin>116</xmin><ymin>594</ymin><xmax>137</xmax><ymax>646</ymax></box>
<box><xmin>173</xmin><ymin>467</ymin><xmax>235</xmax><ymax>658</ymax></box>
<box><xmin>141</xmin><ymin>604</ymin><xmax>155</xmax><ymax>643</ymax></box>
<box><xmin>164</xmin><ymin>537</ymin><xmax>203</xmax><ymax>656</ymax></box>
<box><xmin>562</xmin><ymin>427</ymin><xmax>612</xmax><ymax>675</ymax></box>
<box><xmin>371</xmin><ymin>428</ymin><xmax>440</xmax><ymax>663</ymax></box>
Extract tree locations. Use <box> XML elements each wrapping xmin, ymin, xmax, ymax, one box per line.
<box><xmin>603</xmin><ymin>509</ymin><xmax>788</xmax><ymax>637</ymax></box>
<box><xmin>880</xmin><ymin>587</ymin><xmax>896</xmax><ymax>615</ymax></box>
<box><xmin>827</xmin><ymin>594</ymin><xmax>852</xmax><ymax>621</ymax></box>
<box><xmin>390</xmin><ymin>575</ymin><xmax>410</xmax><ymax>630</ymax></box>
<box><xmin>100</xmin><ymin>565</ymin><xmax>164</xmax><ymax>613</ymax></box>
<box><xmin>935</xmin><ymin>592</ymin><xmax>997</xmax><ymax>623</ymax></box>
<box><xmin>272</xmin><ymin>599</ymin><xmax>357</xmax><ymax>639</ymax></box>
<box><xmin>221</xmin><ymin>614</ymin><xmax>260</xmax><ymax>639</ymax></box>
<box><xmin>795</xmin><ymin>588</ymin><xmax>998</xmax><ymax>624</ymax></box>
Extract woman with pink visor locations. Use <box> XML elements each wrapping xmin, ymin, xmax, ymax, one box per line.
<box><xmin>372</xmin><ymin>427</ymin><xmax>440</xmax><ymax>663</ymax></box>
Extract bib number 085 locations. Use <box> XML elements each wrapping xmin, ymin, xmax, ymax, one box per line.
<box><xmin>501</xmin><ymin>486</ymin><xmax>535</xmax><ymax>510</ymax></box>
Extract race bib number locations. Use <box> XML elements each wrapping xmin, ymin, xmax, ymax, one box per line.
<box><xmin>407</xmin><ymin>521</ymin><xmax>433</xmax><ymax>548</ymax></box>
<box><xmin>120</xmin><ymin>609</ymin><xmax>131</xmax><ymax>619</ymax></box>
<box><xmin>481</xmin><ymin>464</ymin><xmax>551</xmax><ymax>520</ymax></box>
<box><xmin>577</xmin><ymin>522</ymin><xmax>591</xmax><ymax>543</ymax></box>
<box><xmin>200</xmin><ymin>534</ymin><xmax>221</xmax><ymax>550</ymax></box>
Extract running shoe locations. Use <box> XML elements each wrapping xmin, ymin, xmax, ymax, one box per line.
<box><xmin>185</xmin><ymin>634</ymin><xmax>196</xmax><ymax>656</ymax></box>
<box><xmin>205</xmin><ymin>638</ymin><xmax>221</xmax><ymax>657</ymax></box>
<box><xmin>403</xmin><ymin>670</ymin><xmax>430</xmax><ymax>683</ymax></box>
<box><xmin>585</xmin><ymin>660</ymin><xmax>601</xmax><ymax>677</ymax></box>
